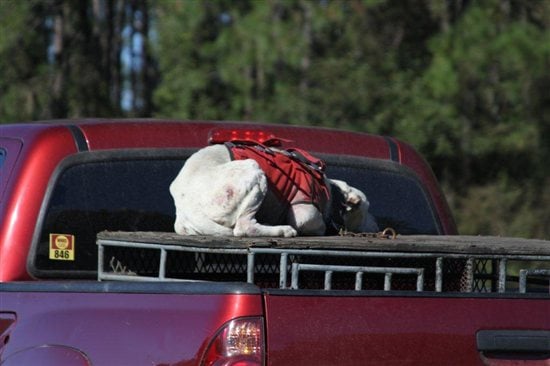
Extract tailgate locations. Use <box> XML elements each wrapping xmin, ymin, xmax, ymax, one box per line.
<box><xmin>0</xmin><ymin>281</ymin><xmax>262</xmax><ymax>366</ymax></box>
<box><xmin>263</xmin><ymin>292</ymin><xmax>549</xmax><ymax>365</ymax></box>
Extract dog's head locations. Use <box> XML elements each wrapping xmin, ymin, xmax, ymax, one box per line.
<box><xmin>329</xmin><ymin>179</ymin><xmax>379</xmax><ymax>233</ymax></box>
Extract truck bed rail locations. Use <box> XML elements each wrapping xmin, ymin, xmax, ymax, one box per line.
<box><xmin>97</xmin><ymin>231</ymin><xmax>550</xmax><ymax>294</ymax></box>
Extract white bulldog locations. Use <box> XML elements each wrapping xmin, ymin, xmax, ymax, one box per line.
<box><xmin>170</xmin><ymin>143</ymin><xmax>378</xmax><ymax>237</ymax></box>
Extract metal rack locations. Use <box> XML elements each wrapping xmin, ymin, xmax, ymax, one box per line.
<box><xmin>97</xmin><ymin>232</ymin><xmax>550</xmax><ymax>294</ymax></box>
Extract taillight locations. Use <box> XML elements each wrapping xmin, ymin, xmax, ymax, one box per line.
<box><xmin>208</xmin><ymin>128</ymin><xmax>290</xmax><ymax>147</ymax></box>
<box><xmin>202</xmin><ymin>317</ymin><xmax>265</xmax><ymax>366</ymax></box>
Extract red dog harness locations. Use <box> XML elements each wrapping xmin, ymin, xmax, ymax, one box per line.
<box><xmin>225</xmin><ymin>142</ymin><xmax>331</xmax><ymax>213</ymax></box>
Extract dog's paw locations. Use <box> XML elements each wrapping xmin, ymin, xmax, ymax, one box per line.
<box><xmin>234</xmin><ymin>217</ymin><xmax>298</xmax><ymax>237</ymax></box>
<box><xmin>278</xmin><ymin>226</ymin><xmax>298</xmax><ymax>238</ymax></box>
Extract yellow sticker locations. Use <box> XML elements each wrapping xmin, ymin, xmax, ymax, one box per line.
<box><xmin>49</xmin><ymin>234</ymin><xmax>75</xmax><ymax>261</ymax></box>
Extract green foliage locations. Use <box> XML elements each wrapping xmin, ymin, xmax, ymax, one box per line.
<box><xmin>153</xmin><ymin>1</ymin><xmax>205</xmax><ymax>119</ymax></box>
<box><xmin>453</xmin><ymin>179</ymin><xmax>550</xmax><ymax>239</ymax></box>
<box><xmin>393</xmin><ymin>2</ymin><xmax>550</xmax><ymax>188</ymax></box>
<box><xmin>0</xmin><ymin>0</ymin><xmax>52</xmax><ymax>122</ymax></box>
<box><xmin>0</xmin><ymin>0</ymin><xmax>152</xmax><ymax>120</ymax></box>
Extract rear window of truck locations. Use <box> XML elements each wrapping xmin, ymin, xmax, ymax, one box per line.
<box><xmin>29</xmin><ymin>150</ymin><xmax>441</xmax><ymax>279</ymax></box>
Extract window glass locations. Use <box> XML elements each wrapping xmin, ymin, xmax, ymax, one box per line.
<box><xmin>34</xmin><ymin>158</ymin><xmax>181</xmax><ymax>276</ymax></box>
<box><xmin>326</xmin><ymin>164</ymin><xmax>439</xmax><ymax>235</ymax></box>
<box><xmin>32</xmin><ymin>153</ymin><xmax>440</xmax><ymax>278</ymax></box>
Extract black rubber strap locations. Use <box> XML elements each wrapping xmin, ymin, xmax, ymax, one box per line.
<box><xmin>68</xmin><ymin>125</ymin><xmax>89</xmax><ymax>152</ymax></box>
<box><xmin>384</xmin><ymin>136</ymin><xmax>399</xmax><ymax>162</ymax></box>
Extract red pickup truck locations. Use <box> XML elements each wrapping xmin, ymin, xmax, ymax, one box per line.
<box><xmin>0</xmin><ymin>120</ymin><xmax>548</xmax><ymax>365</ymax></box>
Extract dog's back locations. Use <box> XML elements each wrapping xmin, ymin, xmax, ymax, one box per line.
<box><xmin>170</xmin><ymin>144</ymin><xmax>296</xmax><ymax>236</ymax></box>
<box><xmin>226</xmin><ymin>143</ymin><xmax>331</xmax><ymax>221</ymax></box>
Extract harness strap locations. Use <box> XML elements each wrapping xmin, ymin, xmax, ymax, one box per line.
<box><xmin>286</xmin><ymin>148</ymin><xmax>326</xmax><ymax>173</ymax></box>
<box><xmin>225</xmin><ymin>141</ymin><xmax>341</xmax><ymax>235</ymax></box>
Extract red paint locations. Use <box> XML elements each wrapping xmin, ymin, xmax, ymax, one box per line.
<box><xmin>264</xmin><ymin>294</ymin><xmax>549</xmax><ymax>365</ymax></box>
<box><xmin>0</xmin><ymin>289</ymin><xmax>262</xmax><ymax>365</ymax></box>
<box><xmin>0</xmin><ymin>125</ymin><xmax>78</xmax><ymax>281</ymax></box>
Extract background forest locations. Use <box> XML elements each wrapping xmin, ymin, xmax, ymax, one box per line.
<box><xmin>1</xmin><ymin>0</ymin><xmax>549</xmax><ymax>239</ymax></box>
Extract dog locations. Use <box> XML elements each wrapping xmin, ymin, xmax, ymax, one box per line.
<box><xmin>169</xmin><ymin>141</ymin><xmax>378</xmax><ymax>237</ymax></box>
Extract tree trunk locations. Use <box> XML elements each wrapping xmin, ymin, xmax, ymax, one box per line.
<box><xmin>50</xmin><ymin>1</ymin><xmax>70</xmax><ymax>118</ymax></box>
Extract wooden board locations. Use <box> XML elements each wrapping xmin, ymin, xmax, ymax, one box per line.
<box><xmin>97</xmin><ymin>231</ymin><xmax>550</xmax><ymax>256</ymax></box>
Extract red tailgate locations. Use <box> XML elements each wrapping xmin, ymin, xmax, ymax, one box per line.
<box><xmin>0</xmin><ymin>282</ymin><xmax>262</xmax><ymax>366</ymax></box>
<box><xmin>263</xmin><ymin>293</ymin><xmax>549</xmax><ymax>365</ymax></box>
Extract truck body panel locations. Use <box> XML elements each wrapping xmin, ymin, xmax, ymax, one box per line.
<box><xmin>0</xmin><ymin>126</ymin><xmax>79</xmax><ymax>280</ymax></box>
<box><xmin>263</xmin><ymin>293</ymin><xmax>549</xmax><ymax>365</ymax></box>
<box><xmin>0</xmin><ymin>282</ymin><xmax>262</xmax><ymax>365</ymax></box>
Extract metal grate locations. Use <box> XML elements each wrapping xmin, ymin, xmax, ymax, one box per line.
<box><xmin>97</xmin><ymin>237</ymin><xmax>550</xmax><ymax>294</ymax></box>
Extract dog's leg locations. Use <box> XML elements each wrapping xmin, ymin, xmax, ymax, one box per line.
<box><xmin>235</xmin><ymin>214</ymin><xmax>297</xmax><ymax>237</ymax></box>
<box><xmin>230</xmin><ymin>164</ymin><xmax>296</xmax><ymax>237</ymax></box>
<box><xmin>288</xmin><ymin>203</ymin><xmax>326</xmax><ymax>236</ymax></box>
<box><xmin>233</xmin><ymin>177</ymin><xmax>297</xmax><ymax>237</ymax></box>
<box><xmin>173</xmin><ymin>209</ymin><xmax>233</xmax><ymax>236</ymax></box>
